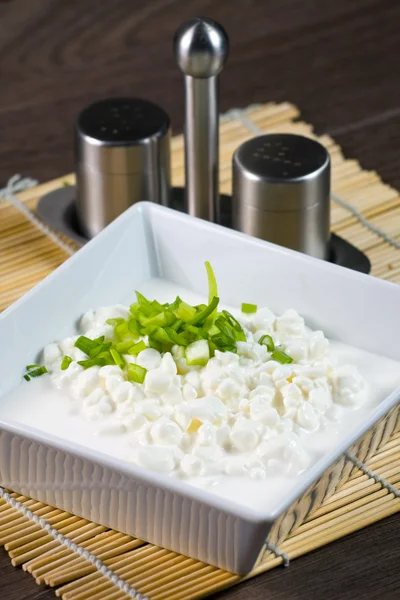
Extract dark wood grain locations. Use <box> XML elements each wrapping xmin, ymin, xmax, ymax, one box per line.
<box><xmin>0</xmin><ymin>0</ymin><xmax>400</xmax><ymax>598</ymax></box>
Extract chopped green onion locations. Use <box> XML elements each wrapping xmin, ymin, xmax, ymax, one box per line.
<box><xmin>168</xmin><ymin>296</ymin><xmax>182</xmax><ymax>312</ymax></box>
<box><xmin>148</xmin><ymin>337</ymin><xmax>162</xmax><ymax>352</ymax></box>
<box><xmin>173</xmin><ymin>301</ymin><xmax>197</xmax><ymax>322</ymax></box>
<box><xmin>206</xmin><ymin>323</ymin><xmax>220</xmax><ymax>337</ymax></box>
<box><xmin>205</xmin><ymin>261</ymin><xmax>218</xmax><ymax>319</ymax></box>
<box><xmin>205</xmin><ymin>261</ymin><xmax>218</xmax><ymax>302</ymax></box>
<box><xmin>185</xmin><ymin>339</ymin><xmax>210</xmax><ymax>366</ymax></box>
<box><xmin>23</xmin><ymin>374</ymin><xmax>31</xmax><ymax>381</ymax></box>
<box><xmin>271</xmin><ymin>349</ymin><xmax>293</xmax><ymax>364</ymax></box>
<box><xmin>135</xmin><ymin>291</ymin><xmax>156</xmax><ymax>317</ymax></box>
<box><xmin>74</xmin><ymin>336</ymin><xmax>95</xmax><ymax>355</ymax></box>
<box><xmin>171</xmin><ymin>319</ymin><xmax>183</xmax><ymax>331</ymax></box>
<box><xmin>151</xmin><ymin>299</ymin><xmax>166</xmax><ymax>313</ymax></box>
<box><xmin>259</xmin><ymin>335</ymin><xmax>275</xmax><ymax>352</ymax></box>
<box><xmin>127</xmin><ymin>363</ymin><xmax>147</xmax><ymax>384</ymax></box>
<box><xmin>127</xmin><ymin>318</ymin><xmax>140</xmax><ymax>337</ymax></box>
<box><xmin>191</xmin><ymin>296</ymin><xmax>219</xmax><ymax>326</ymax></box>
<box><xmin>214</xmin><ymin>317</ymin><xmax>236</xmax><ymax>344</ymax></box>
<box><xmin>115</xmin><ymin>322</ymin><xmax>130</xmax><ymax>340</ymax></box>
<box><xmin>26</xmin><ymin>363</ymin><xmax>40</xmax><ymax>370</ymax></box>
<box><xmin>128</xmin><ymin>340</ymin><xmax>147</xmax><ymax>356</ymax></box>
<box><xmin>106</xmin><ymin>318</ymin><xmax>125</xmax><ymax>327</ymax></box>
<box><xmin>222</xmin><ymin>310</ymin><xmax>247</xmax><ymax>342</ymax></box>
<box><xmin>195</xmin><ymin>303</ymin><xmax>207</xmax><ymax>311</ymax></box>
<box><xmin>115</xmin><ymin>338</ymin><xmax>137</xmax><ymax>354</ymax></box>
<box><xmin>152</xmin><ymin>327</ymin><xmax>174</xmax><ymax>346</ymax></box>
<box><xmin>61</xmin><ymin>356</ymin><xmax>73</xmax><ymax>370</ymax></box>
<box><xmin>26</xmin><ymin>366</ymin><xmax>48</xmax><ymax>378</ymax></box>
<box><xmin>78</xmin><ymin>357</ymin><xmax>107</xmax><ymax>369</ymax></box>
<box><xmin>164</xmin><ymin>327</ymin><xmax>189</xmax><ymax>346</ymax></box>
<box><xmin>241</xmin><ymin>303</ymin><xmax>257</xmax><ymax>314</ymax></box>
<box><xmin>90</xmin><ymin>341</ymin><xmax>112</xmax><ymax>358</ymax></box>
<box><xmin>110</xmin><ymin>349</ymin><xmax>125</xmax><ymax>369</ymax></box>
<box><xmin>140</xmin><ymin>310</ymin><xmax>175</xmax><ymax>330</ymax></box>
<box><xmin>96</xmin><ymin>350</ymin><xmax>114</xmax><ymax>364</ymax></box>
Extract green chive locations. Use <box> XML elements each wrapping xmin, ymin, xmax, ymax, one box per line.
<box><xmin>205</xmin><ymin>261</ymin><xmax>218</xmax><ymax>302</ymax></box>
<box><xmin>259</xmin><ymin>335</ymin><xmax>275</xmax><ymax>352</ymax></box>
<box><xmin>127</xmin><ymin>364</ymin><xmax>147</xmax><ymax>384</ymax></box>
<box><xmin>128</xmin><ymin>340</ymin><xmax>147</xmax><ymax>356</ymax></box>
<box><xmin>173</xmin><ymin>301</ymin><xmax>197</xmax><ymax>322</ymax></box>
<box><xmin>147</xmin><ymin>337</ymin><xmax>162</xmax><ymax>352</ymax></box>
<box><xmin>78</xmin><ymin>357</ymin><xmax>107</xmax><ymax>369</ymax></box>
<box><xmin>115</xmin><ymin>339</ymin><xmax>137</xmax><ymax>354</ymax></box>
<box><xmin>241</xmin><ymin>303</ymin><xmax>257</xmax><ymax>314</ymax></box>
<box><xmin>222</xmin><ymin>310</ymin><xmax>247</xmax><ymax>342</ymax></box>
<box><xmin>191</xmin><ymin>296</ymin><xmax>220</xmax><ymax>326</ymax></box>
<box><xmin>26</xmin><ymin>363</ymin><xmax>40</xmax><ymax>370</ymax></box>
<box><xmin>135</xmin><ymin>291</ymin><xmax>156</xmax><ymax>317</ymax></box>
<box><xmin>115</xmin><ymin>322</ymin><xmax>130</xmax><ymax>340</ymax></box>
<box><xmin>24</xmin><ymin>374</ymin><xmax>31</xmax><ymax>381</ymax></box>
<box><xmin>27</xmin><ymin>366</ymin><xmax>48</xmax><ymax>378</ymax></box>
<box><xmin>106</xmin><ymin>318</ymin><xmax>125</xmax><ymax>327</ymax></box>
<box><xmin>271</xmin><ymin>349</ymin><xmax>293</xmax><ymax>364</ymax></box>
<box><xmin>90</xmin><ymin>341</ymin><xmax>112</xmax><ymax>358</ymax></box>
<box><xmin>74</xmin><ymin>336</ymin><xmax>95</xmax><ymax>355</ymax></box>
<box><xmin>61</xmin><ymin>356</ymin><xmax>73</xmax><ymax>370</ymax></box>
<box><xmin>110</xmin><ymin>348</ymin><xmax>125</xmax><ymax>369</ymax></box>
<box><xmin>127</xmin><ymin>318</ymin><xmax>140</xmax><ymax>337</ymax></box>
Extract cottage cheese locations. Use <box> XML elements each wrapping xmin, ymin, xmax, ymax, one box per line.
<box><xmin>2</xmin><ymin>278</ymin><xmax>399</xmax><ymax>513</ymax></box>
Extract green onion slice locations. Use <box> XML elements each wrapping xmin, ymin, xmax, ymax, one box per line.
<box><xmin>205</xmin><ymin>261</ymin><xmax>218</xmax><ymax>319</ymax></box>
<box><xmin>241</xmin><ymin>303</ymin><xmax>257</xmax><ymax>314</ymax></box>
<box><xmin>185</xmin><ymin>339</ymin><xmax>210</xmax><ymax>366</ymax></box>
<box><xmin>128</xmin><ymin>340</ymin><xmax>147</xmax><ymax>356</ymax></box>
<box><xmin>61</xmin><ymin>356</ymin><xmax>73</xmax><ymax>371</ymax></box>
<box><xmin>74</xmin><ymin>335</ymin><xmax>95</xmax><ymax>355</ymax></box>
<box><xmin>173</xmin><ymin>301</ymin><xmax>197</xmax><ymax>322</ymax></box>
<box><xmin>78</xmin><ymin>357</ymin><xmax>107</xmax><ymax>369</ymax></box>
<box><xmin>259</xmin><ymin>334</ymin><xmax>275</xmax><ymax>352</ymax></box>
<box><xmin>110</xmin><ymin>348</ymin><xmax>125</xmax><ymax>369</ymax></box>
<box><xmin>271</xmin><ymin>349</ymin><xmax>293</xmax><ymax>364</ymax></box>
<box><xmin>127</xmin><ymin>364</ymin><xmax>147</xmax><ymax>384</ymax></box>
<box><xmin>191</xmin><ymin>296</ymin><xmax>219</xmax><ymax>326</ymax></box>
<box><xmin>26</xmin><ymin>366</ymin><xmax>48</xmax><ymax>378</ymax></box>
<box><xmin>106</xmin><ymin>318</ymin><xmax>125</xmax><ymax>327</ymax></box>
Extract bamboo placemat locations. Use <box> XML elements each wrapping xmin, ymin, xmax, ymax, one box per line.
<box><xmin>0</xmin><ymin>102</ymin><xmax>399</xmax><ymax>599</ymax></box>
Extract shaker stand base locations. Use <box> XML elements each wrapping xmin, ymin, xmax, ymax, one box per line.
<box><xmin>37</xmin><ymin>185</ymin><xmax>371</xmax><ymax>274</ymax></box>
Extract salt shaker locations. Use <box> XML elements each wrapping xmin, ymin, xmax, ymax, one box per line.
<box><xmin>75</xmin><ymin>97</ymin><xmax>171</xmax><ymax>238</ymax></box>
<box><xmin>232</xmin><ymin>133</ymin><xmax>331</xmax><ymax>259</ymax></box>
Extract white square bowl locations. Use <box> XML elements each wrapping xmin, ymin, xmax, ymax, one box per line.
<box><xmin>1</xmin><ymin>202</ymin><xmax>399</xmax><ymax>574</ymax></box>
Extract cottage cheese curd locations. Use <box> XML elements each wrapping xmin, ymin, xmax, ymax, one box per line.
<box><xmin>2</xmin><ymin>278</ymin><xmax>400</xmax><ymax>513</ymax></box>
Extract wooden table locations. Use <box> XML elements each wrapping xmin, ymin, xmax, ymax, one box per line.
<box><xmin>0</xmin><ymin>1</ymin><xmax>399</xmax><ymax>598</ymax></box>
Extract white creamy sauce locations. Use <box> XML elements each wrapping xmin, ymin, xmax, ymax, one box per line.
<box><xmin>1</xmin><ymin>278</ymin><xmax>399</xmax><ymax>513</ymax></box>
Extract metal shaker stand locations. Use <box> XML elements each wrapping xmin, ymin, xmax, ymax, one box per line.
<box><xmin>37</xmin><ymin>17</ymin><xmax>370</xmax><ymax>274</ymax></box>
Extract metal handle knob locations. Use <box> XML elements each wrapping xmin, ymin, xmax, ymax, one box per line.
<box><xmin>174</xmin><ymin>18</ymin><xmax>229</xmax><ymax>222</ymax></box>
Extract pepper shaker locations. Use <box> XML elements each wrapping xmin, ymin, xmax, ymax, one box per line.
<box><xmin>75</xmin><ymin>97</ymin><xmax>171</xmax><ymax>238</ymax></box>
<box><xmin>232</xmin><ymin>134</ymin><xmax>331</xmax><ymax>259</ymax></box>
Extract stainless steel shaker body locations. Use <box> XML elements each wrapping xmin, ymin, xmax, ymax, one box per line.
<box><xmin>75</xmin><ymin>98</ymin><xmax>171</xmax><ymax>238</ymax></box>
<box><xmin>233</xmin><ymin>134</ymin><xmax>331</xmax><ymax>259</ymax></box>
